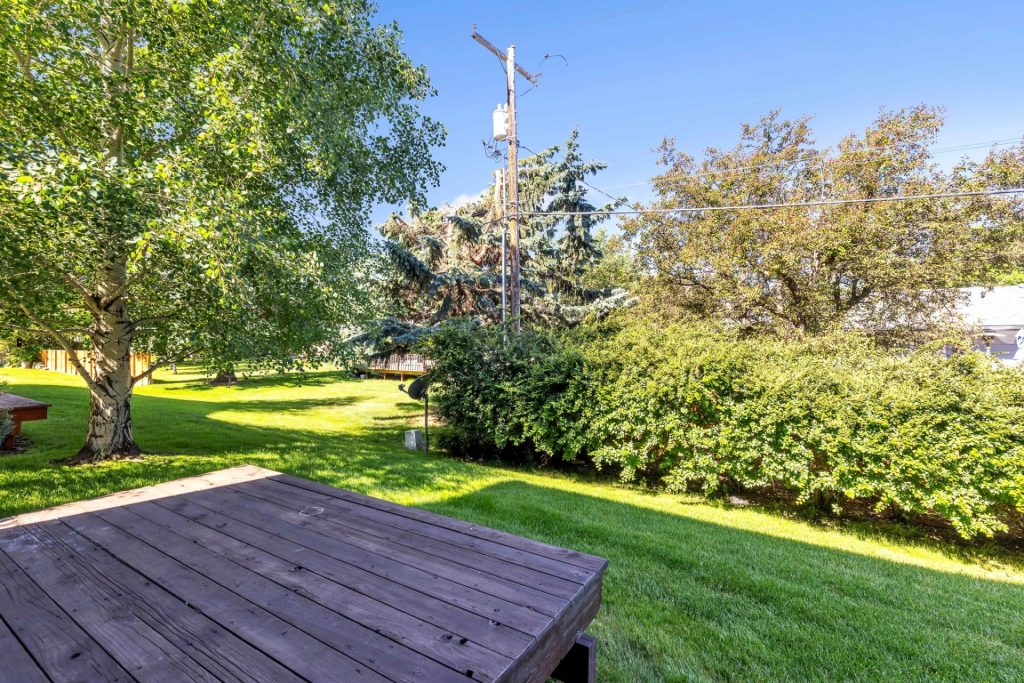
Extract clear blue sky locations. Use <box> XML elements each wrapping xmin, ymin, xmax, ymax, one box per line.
<box><xmin>371</xmin><ymin>0</ymin><xmax>1024</xmax><ymax>223</ymax></box>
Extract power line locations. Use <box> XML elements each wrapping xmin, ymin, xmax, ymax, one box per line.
<box><xmin>523</xmin><ymin>187</ymin><xmax>1024</xmax><ymax>217</ymax></box>
<box><xmin>599</xmin><ymin>137</ymin><xmax>1024</xmax><ymax>190</ymax></box>
<box><xmin>517</xmin><ymin>141</ymin><xmax>627</xmax><ymax>209</ymax></box>
<box><xmin>582</xmin><ymin>179</ymin><xmax>626</xmax><ymax>204</ymax></box>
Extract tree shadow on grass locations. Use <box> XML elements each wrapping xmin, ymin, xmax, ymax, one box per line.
<box><xmin>2</xmin><ymin>382</ymin><xmax>372</xmax><ymax>450</ymax></box>
<box><xmin>0</xmin><ymin>381</ymin><xmax>474</xmax><ymax>518</ymax></box>
<box><xmin>156</xmin><ymin>368</ymin><xmax>360</xmax><ymax>392</ymax></box>
<box><xmin>419</xmin><ymin>480</ymin><xmax>1024</xmax><ymax>682</ymax></box>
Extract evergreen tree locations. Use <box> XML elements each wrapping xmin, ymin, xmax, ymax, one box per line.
<box><xmin>544</xmin><ymin>129</ymin><xmax>626</xmax><ymax>303</ymax></box>
<box><xmin>367</xmin><ymin>131</ymin><xmax>631</xmax><ymax>351</ymax></box>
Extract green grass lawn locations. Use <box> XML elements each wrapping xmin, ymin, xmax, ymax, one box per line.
<box><xmin>2</xmin><ymin>367</ymin><xmax>1023</xmax><ymax>682</ymax></box>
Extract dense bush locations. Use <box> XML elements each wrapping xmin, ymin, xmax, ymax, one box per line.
<box><xmin>424</xmin><ymin>322</ymin><xmax>586</xmax><ymax>462</ymax></box>
<box><xmin>425</xmin><ymin>318</ymin><xmax>1024</xmax><ymax>538</ymax></box>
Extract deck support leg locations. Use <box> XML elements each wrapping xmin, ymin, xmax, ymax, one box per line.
<box><xmin>551</xmin><ymin>633</ymin><xmax>596</xmax><ymax>683</ymax></box>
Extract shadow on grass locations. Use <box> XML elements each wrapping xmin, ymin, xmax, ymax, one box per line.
<box><xmin>0</xmin><ymin>380</ymin><xmax>474</xmax><ymax>517</ymax></box>
<box><xmin>157</xmin><ymin>368</ymin><xmax>359</xmax><ymax>392</ymax></box>
<box><xmin>3</xmin><ymin>381</ymin><xmax>406</xmax><ymax>450</ymax></box>
<box><xmin>419</xmin><ymin>480</ymin><xmax>1024</xmax><ymax>681</ymax></box>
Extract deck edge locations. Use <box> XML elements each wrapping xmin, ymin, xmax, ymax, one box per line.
<box><xmin>0</xmin><ymin>465</ymin><xmax>279</xmax><ymax>529</ymax></box>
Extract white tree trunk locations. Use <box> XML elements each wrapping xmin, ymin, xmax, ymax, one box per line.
<box><xmin>70</xmin><ymin>258</ymin><xmax>140</xmax><ymax>463</ymax></box>
<box><xmin>65</xmin><ymin>22</ymin><xmax>141</xmax><ymax>464</ymax></box>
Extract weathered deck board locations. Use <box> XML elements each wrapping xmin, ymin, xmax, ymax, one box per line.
<box><xmin>240</xmin><ymin>479</ymin><xmax>585</xmax><ymax>597</ymax></box>
<box><xmin>152</xmin><ymin>493</ymin><xmax>544</xmax><ymax>655</ymax></box>
<box><xmin>257</xmin><ymin>477</ymin><xmax>597</xmax><ymax>583</ymax></box>
<box><xmin>153</xmin><ymin>495</ymin><xmax>538</xmax><ymax>656</ymax></box>
<box><xmin>129</xmin><ymin>501</ymin><xmax>512</xmax><ymax>681</ymax></box>
<box><xmin>64</xmin><ymin>511</ymin><xmax>387</xmax><ymax>683</ymax></box>
<box><xmin>0</xmin><ymin>465</ymin><xmax>274</xmax><ymax>528</ymax></box>
<box><xmin>0</xmin><ymin>466</ymin><xmax>607</xmax><ymax>683</ymax></box>
<box><xmin>5</xmin><ymin>524</ymin><xmax>222</xmax><ymax>682</ymax></box>
<box><xmin>167</xmin><ymin>488</ymin><xmax>556</xmax><ymax>635</ymax></box>
<box><xmin>0</xmin><ymin>611</ymin><xmax>48</xmax><ymax>683</ymax></box>
<box><xmin>275</xmin><ymin>471</ymin><xmax>608</xmax><ymax>572</ymax></box>
<box><xmin>92</xmin><ymin>506</ymin><xmax>455</xmax><ymax>683</ymax></box>
<box><xmin>185</xmin><ymin>485</ymin><xmax>564</xmax><ymax>623</ymax></box>
<box><xmin>18</xmin><ymin>521</ymin><xmax>304</xmax><ymax>683</ymax></box>
<box><xmin>0</xmin><ymin>548</ymin><xmax>132</xmax><ymax>682</ymax></box>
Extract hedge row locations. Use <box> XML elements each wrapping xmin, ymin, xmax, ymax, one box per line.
<box><xmin>424</xmin><ymin>320</ymin><xmax>1024</xmax><ymax>538</ymax></box>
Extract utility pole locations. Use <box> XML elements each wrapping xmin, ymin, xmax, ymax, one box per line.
<box><xmin>494</xmin><ymin>168</ymin><xmax>507</xmax><ymax>323</ymax></box>
<box><xmin>505</xmin><ymin>44</ymin><xmax>521</xmax><ymax>332</ymax></box>
<box><xmin>472</xmin><ymin>28</ymin><xmax>538</xmax><ymax>333</ymax></box>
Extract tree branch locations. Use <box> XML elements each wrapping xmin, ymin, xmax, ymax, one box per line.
<box><xmin>2</xmin><ymin>322</ymin><xmax>97</xmax><ymax>339</ymax></box>
<box><xmin>6</xmin><ymin>287</ymin><xmax>98</xmax><ymax>391</ymax></box>
<box><xmin>131</xmin><ymin>359</ymin><xmax>165</xmax><ymax>386</ymax></box>
<box><xmin>59</xmin><ymin>272</ymin><xmax>104</xmax><ymax>316</ymax></box>
<box><xmin>124</xmin><ymin>315</ymin><xmax>172</xmax><ymax>336</ymax></box>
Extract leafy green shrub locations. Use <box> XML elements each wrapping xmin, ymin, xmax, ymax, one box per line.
<box><xmin>3</xmin><ymin>341</ymin><xmax>43</xmax><ymax>367</ymax></box>
<box><xmin>583</xmin><ymin>323</ymin><xmax>1024</xmax><ymax>537</ymax></box>
<box><xmin>425</xmin><ymin>318</ymin><xmax>1024</xmax><ymax>538</ymax></box>
<box><xmin>423</xmin><ymin>321</ymin><xmax>585</xmax><ymax>462</ymax></box>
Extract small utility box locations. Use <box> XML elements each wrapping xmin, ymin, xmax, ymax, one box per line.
<box><xmin>405</xmin><ymin>429</ymin><xmax>424</xmax><ymax>451</ymax></box>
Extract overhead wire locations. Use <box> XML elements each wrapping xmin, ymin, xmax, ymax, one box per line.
<box><xmin>598</xmin><ymin>137</ymin><xmax>1024</xmax><ymax>190</ymax></box>
<box><xmin>582</xmin><ymin>179</ymin><xmax>627</xmax><ymax>204</ymax></box>
<box><xmin>497</xmin><ymin>136</ymin><xmax>1022</xmax><ymax>222</ymax></box>
<box><xmin>522</xmin><ymin>188</ymin><xmax>1024</xmax><ymax>218</ymax></box>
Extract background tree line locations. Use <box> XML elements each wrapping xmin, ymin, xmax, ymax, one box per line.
<box><xmin>623</xmin><ymin>105</ymin><xmax>1024</xmax><ymax>338</ymax></box>
<box><xmin>419</xmin><ymin>107</ymin><xmax>1024</xmax><ymax>539</ymax></box>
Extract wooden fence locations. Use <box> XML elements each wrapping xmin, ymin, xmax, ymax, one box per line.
<box><xmin>40</xmin><ymin>350</ymin><xmax>154</xmax><ymax>386</ymax></box>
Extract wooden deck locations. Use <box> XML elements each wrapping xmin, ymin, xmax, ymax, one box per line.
<box><xmin>0</xmin><ymin>466</ymin><xmax>606</xmax><ymax>683</ymax></box>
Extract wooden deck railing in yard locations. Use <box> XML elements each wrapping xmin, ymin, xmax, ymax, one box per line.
<box><xmin>367</xmin><ymin>353</ymin><xmax>433</xmax><ymax>381</ymax></box>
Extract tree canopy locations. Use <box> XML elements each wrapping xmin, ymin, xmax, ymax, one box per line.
<box><xmin>624</xmin><ymin>106</ymin><xmax>1024</xmax><ymax>336</ymax></box>
<box><xmin>0</xmin><ymin>0</ymin><xmax>443</xmax><ymax>460</ymax></box>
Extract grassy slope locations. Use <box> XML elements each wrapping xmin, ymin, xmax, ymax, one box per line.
<box><xmin>1</xmin><ymin>367</ymin><xmax>1023</xmax><ymax>682</ymax></box>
